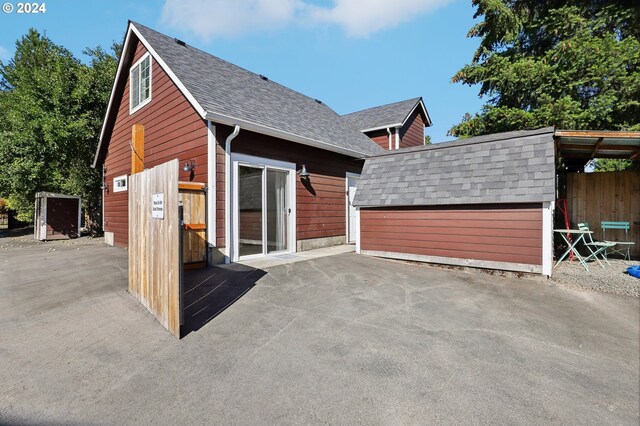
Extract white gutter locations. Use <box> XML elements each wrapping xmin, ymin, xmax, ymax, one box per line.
<box><xmin>224</xmin><ymin>124</ymin><xmax>241</xmax><ymax>263</ymax></box>
<box><xmin>386</xmin><ymin>127</ymin><xmax>392</xmax><ymax>150</ymax></box>
<box><xmin>207</xmin><ymin>121</ymin><xmax>216</xmax><ymax>251</ymax></box>
<box><xmin>206</xmin><ymin>111</ymin><xmax>369</xmax><ymax>159</ymax></box>
<box><xmin>395</xmin><ymin>127</ymin><xmax>400</xmax><ymax>150</ymax></box>
<box><xmin>360</xmin><ymin>123</ymin><xmax>403</xmax><ymax>133</ymax></box>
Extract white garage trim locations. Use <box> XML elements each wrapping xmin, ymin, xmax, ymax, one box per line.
<box><xmin>361</xmin><ymin>250</ymin><xmax>543</xmax><ymax>274</ymax></box>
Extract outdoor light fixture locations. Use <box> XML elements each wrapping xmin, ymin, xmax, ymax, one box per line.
<box><xmin>297</xmin><ymin>164</ymin><xmax>310</xmax><ymax>179</ymax></box>
<box><xmin>182</xmin><ymin>160</ymin><xmax>196</xmax><ymax>172</ymax></box>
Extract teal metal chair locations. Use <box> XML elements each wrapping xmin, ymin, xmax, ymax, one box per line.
<box><xmin>577</xmin><ymin>223</ymin><xmax>615</xmax><ymax>268</ymax></box>
<box><xmin>601</xmin><ymin>221</ymin><xmax>634</xmax><ymax>261</ymax></box>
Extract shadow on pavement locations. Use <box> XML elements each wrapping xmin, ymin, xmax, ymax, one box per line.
<box><xmin>0</xmin><ymin>226</ymin><xmax>34</xmax><ymax>239</ymax></box>
<box><xmin>181</xmin><ymin>264</ymin><xmax>266</xmax><ymax>337</ymax></box>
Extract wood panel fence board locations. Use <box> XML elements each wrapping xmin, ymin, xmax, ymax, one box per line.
<box><xmin>565</xmin><ymin>171</ymin><xmax>639</xmax><ymax>257</ymax></box>
<box><xmin>129</xmin><ymin>159</ymin><xmax>180</xmax><ymax>337</ymax></box>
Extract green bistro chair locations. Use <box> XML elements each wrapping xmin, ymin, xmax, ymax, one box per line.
<box><xmin>577</xmin><ymin>223</ymin><xmax>616</xmax><ymax>268</ymax></box>
<box><xmin>601</xmin><ymin>221</ymin><xmax>635</xmax><ymax>261</ymax></box>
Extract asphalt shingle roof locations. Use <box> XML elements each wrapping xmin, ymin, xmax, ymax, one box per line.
<box><xmin>133</xmin><ymin>22</ymin><xmax>383</xmax><ymax>157</ymax></box>
<box><xmin>353</xmin><ymin>128</ymin><xmax>556</xmax><ymax>207</ymax></box>
<box><xmin>342</xmin><ymin>98</ymin><xmax>422</xmax><ymax>131</ymax></box>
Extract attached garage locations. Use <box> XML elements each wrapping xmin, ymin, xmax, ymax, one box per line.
<box><xmin>353</xmin><ymin>128</ymin><xmax>556</xmax><ymax>275</ymax></box>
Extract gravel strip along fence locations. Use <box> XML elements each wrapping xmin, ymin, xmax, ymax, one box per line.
<box><xmin>552</xmin><ymin>258</ymin><xmax>639</xmax><ymax>297</ymax></box>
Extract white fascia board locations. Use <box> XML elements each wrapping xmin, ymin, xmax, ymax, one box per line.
<box><xmin>414</xmin><ymin>99</ymin><xmax>432</xmax><ymax>127</ymax></box>
<box><xmin>360</xmin><ymin>123</ymin><xmax>403</xmax><ymax>133</ymax></box>
<box><xmin>93</xmin><ymin>26</ymin><xmax>134</xmax><ymax>168</ymax></box>
<box><xmin>358</xmin><ymin>99</ymin><xmax>432</xmax><ymax>134</ymax></box>
<box><xmin>206</xmin><ymin>111</ymin><xmax>368</xmax><ymax>159</ymax></box>
<box><xmin>92</xmin><ymin>23</ymin><xmax>207</xmax><ymax>168</ymax></box>
<box><xmin>130</xmin><ymin>24</ymin><xmax>206</xmax><ymax>118</ymax></box>
<box><xmin>398</xmin><ymin>99</ymin><xmax>432</xmax><ymax>129</ymax></box>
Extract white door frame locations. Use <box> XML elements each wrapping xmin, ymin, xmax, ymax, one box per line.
<box><xmin>346</xmin><ymin>172</ymin><xmax>360</xmax><ymax>244</ymax></box>
<box><xmin>231</xmin><ymin>153</ymin><xmax>296</xmax><ymax>262</ymax></box>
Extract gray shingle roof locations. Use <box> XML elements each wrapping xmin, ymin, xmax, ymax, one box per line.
<box><xmin>342</xmin><ymin>98</ymin><xmax>423</xmax><ymax>131</ymax></box>
<box><xmin>133</xmin><ymin>22</ymin><xmax>383</xmax><ymax>157</ymax></box>
<box><xmin>353</xmin><ymin>128</ymin><xmax>556</xmax><ymax>207</ymax></box>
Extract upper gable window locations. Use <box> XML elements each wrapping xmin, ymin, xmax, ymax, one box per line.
<box><xmin>130</xmin><ymin>53</ymin><xmax>152</xmax><ymax>114</ymax></box>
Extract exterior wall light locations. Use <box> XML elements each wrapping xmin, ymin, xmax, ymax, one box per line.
<box><xmin>297</xmin><ymin>164</ymin><xmax>310</xmax><ymax>179</ymax></box>
<box><xmin>182</xmin><ymin>160</ymin><xmax>196</xmax><ymax>172</ymax></box>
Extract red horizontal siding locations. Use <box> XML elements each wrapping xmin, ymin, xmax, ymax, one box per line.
<box><xmin>399</xmin><ymin>108</ymin><xmax>425</xmax><ymax>149</ymax></box>
<box><xmin>360</xmin><ymin>205</ymin><xmax>543</xmax><ymax>266</ymax></box>
<box><xmin>103</xmin><ymin>40</ymin><xmax>208</xmax><ymax>247</ymax></box>
<box><xmin>365</xmin><ymin>129</ymin><xmax>390</xmax><ymax>150</ymax></box>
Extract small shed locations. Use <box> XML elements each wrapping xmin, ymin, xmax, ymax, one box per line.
<box><xmin>353</xmin><ymin>128</ymin><xmax>556</xmax><ymax>276</ymax></box>
<box><xmin>34</xmin><ymin>192</ymin><xmax>82</xmax><ymax>240</ymax></box>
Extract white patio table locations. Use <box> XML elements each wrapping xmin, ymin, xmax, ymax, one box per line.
<box><xmin>553</xmin><ymin>229</ymin><xmax>593</xmax><ymax>271</ymax></box>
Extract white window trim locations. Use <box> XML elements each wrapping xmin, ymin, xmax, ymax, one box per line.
<box><xmin>129</xmin><ymin>52</ymin><xmax>152</xmax><ymax>115</ymax></box>
<box><xmin>230</xmin><ymin>153</ymin><xmax>297</xmax><ymax>262</ymax></box>
<box><xmin>113</xmin><ymin>175</ymin><xmax>128</xmax><ymax>192</ymax></box>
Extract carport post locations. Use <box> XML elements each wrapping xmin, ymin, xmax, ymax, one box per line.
<box><xmin>542</xmin><ymin>201</ymin><xmax>554</xmax><ymax>277</ymax></box>
<box><xmin>355</xmin><ymin>207</ymin><xmax>361</xmax><ymax>254</ymax></box>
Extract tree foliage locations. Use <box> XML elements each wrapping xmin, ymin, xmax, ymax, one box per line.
<box><xmin>0</xmin><ymin>29</ymin><xmax>119</xmax><ymax>226</ymax></box>
<box><xmin>593</xmin><ymin>158</ymin><xmax>632</xmax><ymax>172</ymax></box>
<box><xmin>449</xmin><ymin>1</ymin><xmax>640</xmax><ymax>138</ymax></box>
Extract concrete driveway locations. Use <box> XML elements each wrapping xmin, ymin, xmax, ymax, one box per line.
<box><xmin>1</xmin><ymin>237</ymin><xmax>638</xmax><ymax>425</ymax></box>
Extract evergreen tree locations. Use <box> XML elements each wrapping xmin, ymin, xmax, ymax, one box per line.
<box><xmin>449</xmin><ymin>1</ymin><xmax>640</xmax><ymax>139</ymax></box>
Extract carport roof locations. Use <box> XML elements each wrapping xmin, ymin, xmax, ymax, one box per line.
<box><xmin>554</xmin><ymin>130</ymin><xmax>640</xmax><ymax>161</ymax></box>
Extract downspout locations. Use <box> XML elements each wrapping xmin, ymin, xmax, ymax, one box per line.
<box><xmin>395</xmin><ymin>127</ymin><xmax>400</xmax><ymax>150</ymax></box>
<box><xmin>386</xmin><ymin>127</ymin><xmax>392</xmax><ymax>150</ymax></box>
<box><xmin>224</xmin><ymin>124</ymin><xmax>241</xmax><ymax>263</ymax></box>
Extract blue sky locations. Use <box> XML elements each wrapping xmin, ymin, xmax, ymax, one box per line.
<box><xmin>0</xmin><ymin>0</ymin><xmax>485</xmax><ymax>142</ymax></box>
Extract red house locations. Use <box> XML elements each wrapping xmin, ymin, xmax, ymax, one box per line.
<box><xmin>93</xmin><ymin>21</ymin><xmax>430</xmax><ymax>264</ymax></box>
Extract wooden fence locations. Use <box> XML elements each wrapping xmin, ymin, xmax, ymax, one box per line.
<box><xmin>566</xmin><ymin>170</ymin><xmax>639</xmax><ymax>258</ymax></box>
<box><xmin>129</xmin><ymin>159</ymin><xmax>181</xmax><ymax>337</ymax></box>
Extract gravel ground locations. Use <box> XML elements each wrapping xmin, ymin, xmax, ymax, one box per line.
<box><xmin>552</xmin><ymin>257</ymin><xmax>639</xmax><ymax>297</ymax></box>
<box><xmin>0</xmin><ymin>226</ymin><xmax>103</xmax><ymax>250</ymax></box>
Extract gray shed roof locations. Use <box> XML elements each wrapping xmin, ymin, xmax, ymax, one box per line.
<box><xmin>342</xmin><ymin>97</ymin><xmax>430</xmax><ymax>132</ymax></box>
<box><xmin>132</xmin><ymin>22</ymin><xmax>383</xmax><ymax>158</ymax></box>
<box><xmin>353</xmin><ymin>128</ymin><xmax>556</xmax><ymax>207</ymax></box>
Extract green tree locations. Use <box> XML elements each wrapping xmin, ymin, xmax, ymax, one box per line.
<box><xmin>0</xmin><ymin>29</ymin><xmax>118</xmax><ymax>227</ymax></box>
<box><xmin>424</xmin><ymin>134</ymin><xmax>432</xmax><ymax>145</ymax></box>
<box><xmin>449</xmin><ymin>1</ymin><xmax>640</xmax><ymax>139</ymax></box>
<box><xmin>593</xmin><ymin>158</ymin><xmax>632</xmax><ymax>172</ymax></box>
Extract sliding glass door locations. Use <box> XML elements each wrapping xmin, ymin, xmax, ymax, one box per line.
<box><xmin>238</xmin><ymin>165</ymin><xmax>264</xmax><ymax>257</ymax></box>
<box><xmin>266</xmin><ymin>169</ymin><xmax>289</xmax><ymax>253</ymax></box>
<box><xmin>235</xmin><ymin>156</ymin><xmax>293</xmax><ymax>260</ymax></box>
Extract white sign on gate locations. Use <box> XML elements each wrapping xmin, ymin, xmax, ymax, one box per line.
<box><xmin>152</xmin><ymin>193</ymin><xmax>164</xmax><ymax>219</ymax></box>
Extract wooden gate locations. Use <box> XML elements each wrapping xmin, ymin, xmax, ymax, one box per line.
<box><xmin>128</xmin><ymin>159</ymin><xmax>207</xmax><ymax>337</ymax></box>
<box><xmin>179</xmin><ymin>182</ymin><xmax>207</xmax><ymax>270</ymax></box>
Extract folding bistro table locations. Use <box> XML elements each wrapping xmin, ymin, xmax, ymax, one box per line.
<box><xmin>554</xmin><ymin>229</ymin><xmax>593</xmax><ymax>271</ymax></box>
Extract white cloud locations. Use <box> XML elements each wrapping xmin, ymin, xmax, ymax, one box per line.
<box><xmin>308</xmin><ymin>0</ymin><xmax>453</xmax><ymax>38</ymax></box>
<box><xmin>160</xmin><ymin>0</ymin><xmax>451</xmax><ymax>39</ymax></box>
<box><xmin>160</xmin><ymin>0</ymin><xmax>309</xmax><ymax>39</ymax></box>
<box><xmin>0</xmin><ymin>46</ymin><xmax>11</xmax><ymax>61</ymax></box>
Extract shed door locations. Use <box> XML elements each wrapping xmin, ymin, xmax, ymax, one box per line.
<box><xmin>347</xmin><ymin>174</ymin><xmax>359</xmax><ymax>243</ymax></box>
